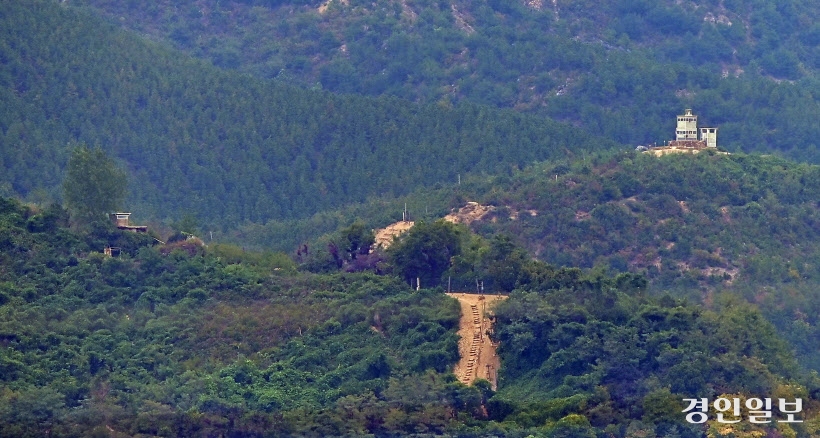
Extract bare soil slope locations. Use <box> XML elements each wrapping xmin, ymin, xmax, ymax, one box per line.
<box><xmin>446</xmin><ymin>293</ymin><xmax>508</xmax><ymax>390</ymax></box>
<box><xmin>373</xmin><ymin>221</ymin><xmax>414</xmax><ymax>249</ymax></box>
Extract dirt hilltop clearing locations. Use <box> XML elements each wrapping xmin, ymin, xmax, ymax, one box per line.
<box><xmin>442</xmin><ymin>201</ymin><xmax>494</xmax><ymax>225</ymax></box>
<box><xmin>372</xmin><ymin>220</ymin><xmax>414</xmax><ymax>249</ymax></box>
<box><xmin>446</xmin><ymin>293</ymin><xmax>508</xmax><ymax>390</ymax></box>
<box><xmin>372</xmin><ymin>201</ymin><xmax>496</xmax><ymax>250</ymax></box>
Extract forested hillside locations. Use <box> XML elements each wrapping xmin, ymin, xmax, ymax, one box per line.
<box><xmin>74</xmin><ymin>0</ymin><xmax>820</xmax><ymax>159</ymax></box>
<box><xmin>0</xmin><ymin>0</ymin><xmax>614</xmax><ymax>229</ymax></box>
<box><xmin>249</xmin><ymin>151</ymin><xmax>820</xmax><ymax>375</ymax></box>
<box><xmin>2</xmin><ymin>196</ymin><xmax>818</xmax><ymax>437</ymax></box>
<box><xmin>4</xmin><ymin>0</ymin><xmax>820</xmax><ymax>234</ymax></box>
<box><xmin>6</xmin><ymin>1</ymin><xmax>820</xmax><ymax>434</ymax></box>
<box><xmin>370</xmin><ymin>151</ymin><xmax>820</xmax><ymax>372</ymax></box>
<box><xmin>0</xmin><ymin>196</ymin><xmax>465</xmax><ymax>436</ymax></box>
<box><xmin>490</xmin><ymin>277</ymin><xmax>815</xmax><ymax>437</ymax></box>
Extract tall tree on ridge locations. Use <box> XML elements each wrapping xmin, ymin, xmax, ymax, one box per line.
<box><xmin>62</xmin><ymin>145</ymin><xmax>127</xmax><ymax>226</ymax></box>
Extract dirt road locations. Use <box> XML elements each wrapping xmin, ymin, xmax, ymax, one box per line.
<box><xmin>446</xmin><ymin>292</ymin><xmax>508</xmax><ymax>390</ymax></box>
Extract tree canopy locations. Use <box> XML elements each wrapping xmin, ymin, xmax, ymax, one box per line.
<box><xmin>62</xmin><ymin>145</ymin><xmax>127</xmax><ymax>225</ymax></box>
<box><xmin>387</xmin><ymin>220</ymin><xmax>464</xmax><ymax>288</ymax></box>
<box><xmin>1</xmin><ymin>195</ymin><xmax>818</xmax><ymax>436</ymax></box>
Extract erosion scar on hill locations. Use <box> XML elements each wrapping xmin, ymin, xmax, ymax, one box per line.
<box><xmin>446</xmin><ymin>293</ymin><xmax>507</xmax><ymax>390</ymax></box>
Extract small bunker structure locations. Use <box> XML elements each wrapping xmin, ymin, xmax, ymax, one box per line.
<box><xmin>109</xmin><ymin>212</ymin><xmax>147</xmax><ymax>233</ymax></box>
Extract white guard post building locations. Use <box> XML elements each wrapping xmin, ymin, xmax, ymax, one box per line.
<box><xmin>640</xmin><ymin>109</ymin><xmax>719</xmax><ymax>155</ymax></box>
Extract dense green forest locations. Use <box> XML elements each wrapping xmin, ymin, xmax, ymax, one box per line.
<box><xmin>2</xmin><ymin>196</ymin><xmax>818</xmax><ymax>436</ymax></box>
<box><xmin>467</xmin><ymin>152</ymin><xmax>820</xmax><ymax>370</ymax></box>
<box><xmin>275</xmin><ymin>151</ymin><xmax>820</xmax><ymax>371</ymax></box>
<box><xmin>491</xmin><ymin>276</ymin><xmax>817</xmax><ymax>437</ymax></box>
<box><xmin>0</xmin><ymin>196</ymin><xmax>466</xmax><ymax>436</ymax></box>
<box><xmin>74</xmin><ymin>0</ymin><xmax>820</xmax><ymax>159</ymax></box>
<box><xmin>0</xmin><ymin>0</ymin><xmax>615</xmax><ymax>230</ymax></box>
<box><xmin>5</xmin><ymin>0</ymin><xmax>820</xmax><ymax>435</ymax></box>
<box><xmin>3</xmin><ymin>0</ymin><xmax>820</xmax><ymax>237</ymax></box>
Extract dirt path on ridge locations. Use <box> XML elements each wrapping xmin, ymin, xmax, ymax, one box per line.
<box><xmin>446</xmin><ymin>293</ymin><xmax>508</xmax><ymax>390</ymax></box>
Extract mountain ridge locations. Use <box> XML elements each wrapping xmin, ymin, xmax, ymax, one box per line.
<box><xmin>260</xmin><ymin>150</ymin><xmax>820</xmax><ymax>371</ymax></box>
<box><xmin>0</xmin><ymin>0</ymin><xmax>617</xmax><ymax>229</ymax></box>
<box><xmin>72</xmin><ymin>0</ymin><xmax>820</xmax><ymax>157</ymax></box>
